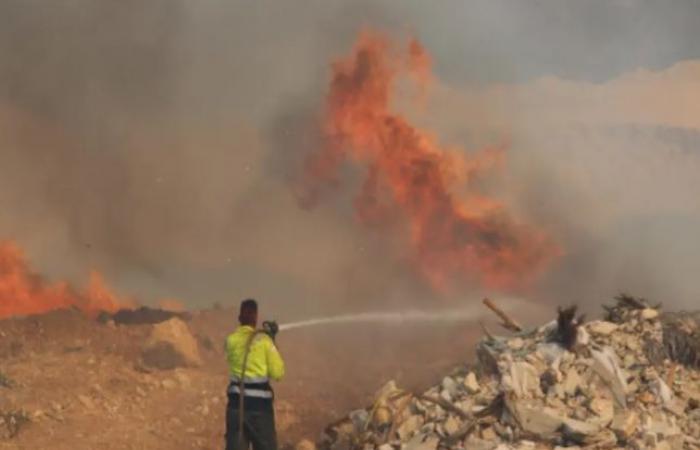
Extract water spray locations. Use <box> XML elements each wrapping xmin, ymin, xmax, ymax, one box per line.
<box><xmin>235</xmin><ymin>298</ymin><xmax>526</xmax><ymax>442</ymax></box>
<box><xmin>274</xmin><ymin>298</ymin><xmax>527</xmax><ymax>332</ymax></box>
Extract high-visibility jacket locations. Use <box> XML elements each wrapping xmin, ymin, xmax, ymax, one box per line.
<box><xmin>225</xmin><ymin>325</ymin><xmax>285</xmax><ymax>399</ymax></box>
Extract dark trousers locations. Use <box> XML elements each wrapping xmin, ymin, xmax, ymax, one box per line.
<box><xmin>225</xmin><ymin>394</ymin><xmax>277</xmax><ymax>450</ymax></box>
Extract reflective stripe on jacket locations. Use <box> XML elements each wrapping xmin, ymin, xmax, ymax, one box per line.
<box><xmin>225</xmin><ymin>325</ymin><xmax>285</xmax><ymax>391</ymax></box>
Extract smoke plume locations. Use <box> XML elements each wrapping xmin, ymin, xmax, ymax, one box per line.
<box><xmin>1</xmin><ymin>1</ymin><xmax>699</xmax><ymax>316</ymax></box>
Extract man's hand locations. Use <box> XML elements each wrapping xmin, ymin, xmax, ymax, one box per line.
<box><xmin>262</xmin><ymin>320</ymin><xmax>279</xmax><ymax>341</ymax></box>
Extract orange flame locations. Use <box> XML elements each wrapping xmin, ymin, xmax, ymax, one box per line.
<box><xmin>0</xmin><ymin>241</ymin><xmax>134</xmax><ymax>319</ymax></box>
<box><xmin>300</xmin><ymin>31</ymin><xmax>560</xmax><ymax>292</ymax></box>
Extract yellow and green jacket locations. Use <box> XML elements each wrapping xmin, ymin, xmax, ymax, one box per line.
<box><xmin>225</xmin><ymin>325</ymin><xmax>285</xmax><ymax>400</ymax></box>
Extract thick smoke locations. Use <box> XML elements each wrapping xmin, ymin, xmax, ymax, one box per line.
<box><xmin>1</xmin><ymin>0</ymin><xmax>699</xmax><ymax>315</ymax></box>
<box><xmin>0</xmin><ymin>0</ymin><xmax>434</xmax><ymax>314</ymax></box>
<box><xmin>419</xmin><ymin>65</ymin><xmax>700</xmax><ymax>310</ymax></box>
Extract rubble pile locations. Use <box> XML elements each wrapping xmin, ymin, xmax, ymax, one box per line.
<box><xmin>320</xmin><ymin>297</ymin><xmax>700</xmax><ymax>450</ymax></box>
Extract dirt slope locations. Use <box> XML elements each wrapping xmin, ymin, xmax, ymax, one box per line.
<box><xmin>0</xmin><ymin>307</ymin><xmax>491</xmax><ymax>449</ymax></box>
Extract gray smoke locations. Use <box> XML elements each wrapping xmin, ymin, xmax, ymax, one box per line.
<box><xmin>1</xmin><ymin>0</ymin><xmax>699</xmax><ymax>313</ymax></box>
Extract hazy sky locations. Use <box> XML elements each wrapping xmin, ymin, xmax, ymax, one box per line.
<box><xmin>1</xmin><ymin>1</ymin><xmax>698</xmax><ymax>313</ymax></box>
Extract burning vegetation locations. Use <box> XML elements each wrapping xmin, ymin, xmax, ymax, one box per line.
<box><xmin>0</xmin><ymin>241</ymin><xmax>133</xmax><ymax>319</ymax></box>
<box><xmin>299</xmin><ymin>31</ymin><xmax>560</xmax><ymax>293</ymax></box>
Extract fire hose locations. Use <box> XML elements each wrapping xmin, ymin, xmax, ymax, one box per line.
<box><xmin>237</xmin><ymin>320</ymin><xmax>278</xmax><ymax>447</ymax></box>
<box><xmin>231</xmin><ymin>302</ymin><xmax>523</xmax><ymax>445</ymax></box>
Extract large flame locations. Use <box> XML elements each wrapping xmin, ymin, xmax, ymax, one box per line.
<box><xmin>0</xmin><ymin>241</ymin><xmax>134</xmax><ymax>319</ymax></box>
<box><xmin>300</xmin><ymin>31</ymin><xmax>560</xmax><ymax>292</ymax></box>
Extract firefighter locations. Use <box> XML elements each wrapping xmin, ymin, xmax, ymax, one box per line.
<box><xmin>225</xmin><ymin>299</ymin><xmax>285</xmax><ymax>450</ymax></box>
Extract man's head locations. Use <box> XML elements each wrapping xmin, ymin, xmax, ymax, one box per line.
<box><xmin>239</xmin><ymin>298</ymin><xmax>258</xmax><ymax>327</ymax></box>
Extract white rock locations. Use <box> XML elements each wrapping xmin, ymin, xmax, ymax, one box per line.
<box><xmin>561</xmin><ymin>417</ymin><xmax>602</xmax><ymax>437</ymax></box>
<box><xmin>536</xmin><ymin>342</ymin><xmax>565</xmax><ymax>365</ymax></box>
<box><xmin>562</xmin><ymin>369</ymin><xmax>582</xmax><ymax>396</ymax></box>
<box><xmin>508</xmin><ymin>337</ymin><xmax>525</xmax><ymax>350</ymax></box>
<box><xmin>397</xmin><ymin>415</ymin><xmax>423</xmax><ymax>440</ymax></box>
<box><xmin>576</xmin><ymin>327</ymin><xmax>590</xmax><ymax>346</ymax></box>
<box><xmin>651</xmin><ymin>377</ymin><xmax>673</xmax><ymax>406</ymax></box>
<box><xmin>538</xmin><ymin>320</ymin><xmax>557</xmax><ymax>334</ymax></box>
<box><xmin>590</xmin><ymin>347</ymin><xmax>628</xmax><ymax>408</ymax></box>
<box><xmin>611</xmin><ymin>410</ymin><xmax>639</xmax><ymax>440</ymax></box>
<box><xmin>441</xmin><ymin>376</ymin><xmax>459</xmax><ymax>397</ymax></box>
<box><xmin>653</xmin><ymin>441</ymin><xmax>672</xmax><ymax>450</ymax></box>
<box><xmin>349</xmin><ymin>409</ymin><xmax>369</xmax><ymax>432</ymax></box>
<box><xmin>404</xmin><ymin>435</ymin><xmax>439</xmax><ymax>450</ymax></box>
<box><xmin>463</xmin><ymin>372</ymin><xmax>480</xmax><ymax>394</ymax></box>
<box><xmin>589</xmin><ymin>397</ymin><xmax>614</xmax><ymax>424</ymax></box>
<box><xmin>374</xmin><ymin>380</ymin><xmax>399</xmax><ymax>403</ymax></box>
<box><xmin>641</xmin><ymin>308</ymin><xmax>659</xmax><ymax>320</ymax></box>
<box><xmin>508</xmin><ymin>401</ymin><xmax>563</xmax><ymax>437</ymax></box>
<box><xmin>439</xmin><ymin>389</ymin><xmax>453</xmax><ymax>403</ymax></box>
<box><xmin>443</xmin><ymin>415</ymin><xmax>461</xmax><ymax>435</ymax></box>
<box><xmin>504</xmin><ymin>362</ymin><xmax>542</xmax><ymax>398</ymax></box>
<box><xmin>464</xmin><ymin>437</ymin><xmax>499</xmax><ymax>450</ymax></box>
<box><xmin>643</xmin><ymin>414</ymin><xmax>682</xmax><ymax>437</ymax></box>
<box><xmin>587</xmin><ymin>321</ymin><xmax>619</xmax><ymax>336</ymax></box>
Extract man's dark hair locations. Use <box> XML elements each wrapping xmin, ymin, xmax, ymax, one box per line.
<box><xmin>239</xmin><ymin>298</ymin><xmax>258</xmax><ymax>325</ymax></box>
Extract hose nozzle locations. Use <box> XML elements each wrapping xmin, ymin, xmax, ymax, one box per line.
<box><xmin>262</xmin><ymin>320</ymin><xmax>279</xmax><ymax>340</ymax></box>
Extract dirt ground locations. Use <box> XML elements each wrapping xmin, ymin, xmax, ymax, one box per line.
<box><xmin>0</xmin><ymin>306</ymin><xmax>529</xmax><ymax>449</ymax></box>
